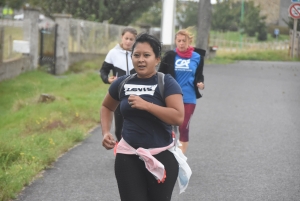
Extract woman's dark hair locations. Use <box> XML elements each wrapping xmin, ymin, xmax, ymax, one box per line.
<box><xmin>121</xmin><ymin>27</ymin><xmax>138</xmax><ymax>36</ymax></box>
<box><xmin>131</xmin><ymin>33</ymin><xmax>162</xmax><ymax>58</ymax></box>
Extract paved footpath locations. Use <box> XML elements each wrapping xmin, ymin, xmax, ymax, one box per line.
<box><xmin>15</xmin><ymin>61</ymin><xmax>300</xmax><ymax>201</ymax></box>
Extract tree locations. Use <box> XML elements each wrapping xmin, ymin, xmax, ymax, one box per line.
<box><xmin>211</xmin><ymin>1</ymin><xmax>238</xmax><ymax>32</ymax></box>
<box><xmin>95</xmin><ymin>0</ymin><xmax>161</xmax><ymax>25</ymax></box>
<box><xmin>176</xmin><ymin>1</ymin><xmax>198</xmax><ymax>29</ymax></box>
<box><xmin>0</xmin><ymin>0</ymin><xmax>5</xmax><ymax>7</ymax></box>
<box><xmin>133</xmin><ymin>1</ymin><xmax>162</xmax><ymax>27</ymax></box>
<box><xmin>257</xmin><ymin>22</ymin><xmax>267</xmax><ymax>41</ymax></box>
<box><xmin>0</xmin><ymin>0</ymin><xmax>23</xmax><ymax>9</ymax></box>
<box><xmin>211</xmin><ymin>1</ymin><xmax>267</xmax><ymax>40</ymax></box>
<box><xmin>196</xmin><ymin>0</ymin><xmax>212</xmax><ymax>51</ymax></box>
<box><xmin>12</xmin><ymin>0</ymin><xmax>160</xmax><ymax>25</ymax></box>
<box><xmin>241</xmin><ymin>1</ymin><xmax>267</xmax><ymax>39</ymax></box>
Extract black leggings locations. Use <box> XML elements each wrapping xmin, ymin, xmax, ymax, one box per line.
<box><xmin>115</xmin><ymin>150</ymin><xmax>179</xmax><ymax>201</ymax></box>
<box><xmin>114</xmin><ymin>104</ymin><xmax>123</xmax><ymax>141</ymax></box>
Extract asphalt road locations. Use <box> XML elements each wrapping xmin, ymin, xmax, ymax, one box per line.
<box><xmin>14</xmin><ymin>61</ymin><xmax>300</xmax><ymax>201</ymax></box>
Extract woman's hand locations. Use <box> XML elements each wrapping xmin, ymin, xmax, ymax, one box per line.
<box><xmin>108</xmin><ymin>76</ymin><xmax>118</xmax><ymax>84</ymax></box>
<box><xmin>197</xmin><ymin>82</ymin><xmax>205</xmax><ymax>90</ymax></box>
<box><xmin>127</xmin><ymin>95</ymin><xmax>147</xmax><ymax>110</ymax></box>
<box><xmin>102</xmin><ymin>133</ymin><xmax>116</xmax><ymax>150</ymax></box>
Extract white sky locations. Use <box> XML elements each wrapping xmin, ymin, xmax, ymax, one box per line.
<box><xmin>179</xmin><ymin>0</ymin><xmax>217</xmax><ymax>3</ymax></box>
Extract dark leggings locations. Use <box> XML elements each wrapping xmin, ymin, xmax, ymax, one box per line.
<box><xmin>115</xmin><ymin>151</ymin><xmax>179</xmax><ymax>201</ymax></box>
<box><xmin>179</xmin><ymin>103</ymin><xmax>196</xmax><ymax>142</ymax></box>
<box><xmin>114</xmin><ymin>104</ymin><xmax>123</xmax><ymax>141</ymax></box>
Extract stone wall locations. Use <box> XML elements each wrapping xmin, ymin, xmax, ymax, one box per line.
<box><xmin>0</xmin><ymin>56</ymin><xmax>31</xmax><ymax>81</ymax></box>
<box><xmin>69</xmin><ymin>52</ymin><xmax>103</xmax><ymax>66</ymax></box>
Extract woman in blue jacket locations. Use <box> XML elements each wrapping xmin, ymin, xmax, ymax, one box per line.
<box><xmin>159</xmin><ymin>28</ymin><xmax>206</xmax><ymax>154</ymax></box>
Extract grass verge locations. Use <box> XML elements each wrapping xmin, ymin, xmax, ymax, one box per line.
<box><xmin>206</xmin><ymin>49</ymin><xmax>300</xmax><ymax>64</ymax></box>
<box><xmin>0</xmin><ymin>57</ymin><xmax>107</xmax><ymax>201</ymax></box>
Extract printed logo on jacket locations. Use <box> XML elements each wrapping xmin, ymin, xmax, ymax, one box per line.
<box><xmin>175</xmin><ymin>59</ymin><xmax>190</xmax><ymax>69</ymax></box>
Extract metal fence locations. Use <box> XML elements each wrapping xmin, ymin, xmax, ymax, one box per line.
<box><xmin>209</xmin><ymin>38</ymin><xmax>290</xmax><ymax>52</ymax></box>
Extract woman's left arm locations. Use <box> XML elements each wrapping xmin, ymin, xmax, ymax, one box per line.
<box><xmin>195</xmin><ymin>54</ymin><xmax>205</xmax><ymax>90</ymax></box>
<box><xmin>127</xmin><ymin>94</ymin><xmax>184</xmax><ymax>125</ymax></box>
<box><xmin>100</xmin><ymin>93</ymin><xmax>119</xmax><ymax>149</ymax></box>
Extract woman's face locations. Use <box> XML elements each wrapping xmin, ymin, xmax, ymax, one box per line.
<box><xmin>175</xmin><ymin>34</ymin><xmax>190</xmax><ymax>52</ymax></box>
<box><xmin>121</xmin><ymin>32</ymin><xmax>136</xmax><ymax>51</ymax></box>
<box><xmin>132</xmin><ymin>42</ymin><xmax>160</xmax><ymax>78</ymax></box>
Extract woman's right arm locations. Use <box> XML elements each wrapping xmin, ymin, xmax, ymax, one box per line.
<box><xmin>100</xmin><ymin>93</ymin><xmax>119</xmax><ymax>149</ymax></box>
<box><xmin>100</xmin><ymin>62</ymin><xmax>114</xmax><ymax>84</ymax></box>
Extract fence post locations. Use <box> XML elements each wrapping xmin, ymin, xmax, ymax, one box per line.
<box><xmin>8</xmin><ymin>35</ymin><xmax>12</xmax><ymax>58</ymax></box>
<box><xmin>53</xmin><ymin>14</ymin><xmax>72</xmax><ymax>74</ymax></box>
<box><xmin>0</xmin><ymin>27</ymin><xmax>3</xmax><ymax>65</ymax></box>
<box><xmin>76</xmin><ymin>21</ymin><xmax>81</xmax><ymax>52</ymax></box>
<box><xmin>296</xmin><ymin>31</ymin><xmax>300</xmax><ymax>58</ymax></box>
<box><xmin>24</xmin><ymin>7</ymin><xmax>40</xmax><ymax>70</ymax></box>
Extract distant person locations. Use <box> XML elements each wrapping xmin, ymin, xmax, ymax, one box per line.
<box><xmin>100</xmin><ymin>27</ymin><xmax>137</xmax><ymax>142</ymax></box>
<box><xmin>159</xmin><ymin>28</ymin><xmax>206</xmax><ymax>154</ymax></box>
<box><xmin>100</xmin><ymin>33</ymin><xmax>191</xmax><ymax>200</ymax></box>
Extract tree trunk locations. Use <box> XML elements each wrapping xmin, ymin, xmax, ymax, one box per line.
<box><xmin>196</xmin><ymin>0</ymin><xmax>212</xmax><ymax>51</ymax></box>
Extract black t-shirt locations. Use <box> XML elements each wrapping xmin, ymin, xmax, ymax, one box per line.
<box><xmin>109</xmin><ymin>73</ymin><xmax>182</xmax><ymax>149</ymax></box>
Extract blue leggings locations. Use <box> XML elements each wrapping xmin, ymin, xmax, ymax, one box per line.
<box><xmin>115</xmin><ymin>151</ymin><xmax>179</xmax><ymax>201</ymax></box>
<box><xmin>179</xmin><ymin>103</ymin><xmax>196</xmax><ymax>142</ymax></box>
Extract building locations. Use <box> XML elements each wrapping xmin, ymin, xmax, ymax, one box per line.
<box><xmin>232</xmin><ymin>0</ymin><xmax>290</xmax><ymax>27</ymax></box>
<box><xmin>253</xmin><ymin>0</ymin><xmax>290</xmax><ymax>26</ymax></box>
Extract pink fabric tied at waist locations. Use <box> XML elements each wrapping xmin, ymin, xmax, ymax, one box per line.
<box><xmin>116</xmin><ymin>138</ymin><xmax>174</xmax><ymax>182</ymax></box>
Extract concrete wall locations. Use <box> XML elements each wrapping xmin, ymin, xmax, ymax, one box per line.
<box><xmin>54</xmin><ymin>14</ymin><xmax>72</xmax><ymax>75</ymax></box>
<box><xmin>0</xmin><ymin>11</ymin><xmax>129</xmax><ymax>81</ymax></box>
<box><xmin>24</xmin><ymin>7</ymin><xmax>40</xmax><ymax>69</ymax></box>
<box><xmin>69</xmin><ymin>52</ymin><xmax>103</xmax><ymax>66</ymax></box>
<box><xmin>0</xmin><ymin>56</ymin><xmax>31</xmax><ymax>81</ymax></box>
<box><xmin>279</xmin><ymin>0</ymin><xmax>291</xmax><ymax>27</ymax></box>
<box><xmin>0</xmin><ymin>50</ymin><xmax>102</xmax><ymax>82</ymax></box>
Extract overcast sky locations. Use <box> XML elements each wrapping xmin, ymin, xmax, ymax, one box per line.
<box><xmin>180</xmin><ymin>0</ymin><xmax>217</xmax><ymax>3</ymax></box>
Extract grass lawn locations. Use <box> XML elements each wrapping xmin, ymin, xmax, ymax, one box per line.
<box><xmin>210</xmin><ymin>30</ymin><xmax>289</xmax><ymax>42</ymax></box>
<box><xmin>207</xmin><ymin>49</ymin><xmax>300</xmax><ymax>64</ymax></box>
